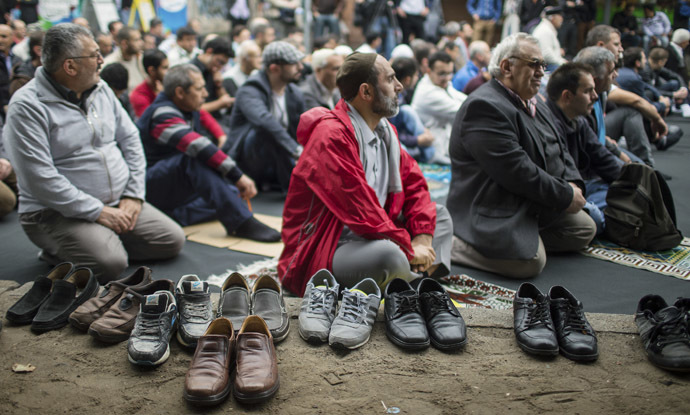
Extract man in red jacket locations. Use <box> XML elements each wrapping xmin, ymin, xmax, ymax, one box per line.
<box><xmin>278</xmin><ymin>52</ymin><xmax>453</xmax><ymax>295</ymax></box>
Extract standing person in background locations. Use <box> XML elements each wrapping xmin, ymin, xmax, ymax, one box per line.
<box><xmin>396</xmin><ymin>0</ymin><xmax>429</xmax><ymax>44</ymax></box>
<box><xmin>519</xmin><ymin>0</ymin><xmax>545</xmax><ymax>33</ymax></box>
<box><xmin>467</xmin><ymin>0</ymin><xmax>502</xmax><ymax>45</ymax></box>
<box><xmin>575</xmin><ymin>0</ymin><xmax>596</xmax><ymax>52</ymax></box>
<box><xmin>313</xmin><ymin>0</ymin><xmax>344</xmax><ymax>39</ymax></box>
<box><xmin>502</xmin><ymin>0</ymin><xmax>521</xmax><ymax>40</ymax></box>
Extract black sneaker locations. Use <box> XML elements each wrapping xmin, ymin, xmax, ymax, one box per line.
<box><xmin>175</xmin><ymin>275</ymin><xmax>213</xmax><ymax>349</ymax></box>
<box><xmin>127</xmin><ymin>291</ymin><xmax>177</xmax><ymax>366</ymax></box>
<box><xmin>635</xmin><ymin>294</ymin><xmax>690</xmax><ymax>372</ymax></box>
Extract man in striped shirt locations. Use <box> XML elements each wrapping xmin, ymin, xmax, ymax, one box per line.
<box><xmin>137</xmin><ymin>64</ymin><xmax>280</xmax><ymax>242</ymax></box>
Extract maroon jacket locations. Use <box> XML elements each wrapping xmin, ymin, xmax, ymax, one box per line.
<box><xmin>278</xmin><ymin>99</ymin><xmax>436</xmax><ymax>295</ymax></box>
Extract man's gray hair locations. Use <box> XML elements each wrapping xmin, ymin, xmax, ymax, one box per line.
<box><xmin>312</xmin><ymin>48</ymin><xmax>336</xmax><ymax>70</ymax></box>
<box><xmin>488</xmin><ymin>33</ymin><xmax>539</xmax><ymax>78</ymax></box>
<box><xmin>163</xmin><ymin>64</ymin><xmax>201</xmax><ymax>98</ymax></box>
<box><xmin>237</xmin><ymin>39</ymin><xmax>259</xmax><ymax>60</ymax></box>
<box><xmin>468</xmin><ymin>40</ymin><xmax>489</xmax><ymax>61</ymax></box>
<box><xmin>573</xmin><ymin>46</ymin><xmax>616</xmax><ymax>80</ymax></box>
<box><xmin>444</xmin><ymin>21</ymin><xmax>460</xmax><ymax>35</ymax></box>
<box><xmin>41</xmin><ymin>23</ymin><xmax>94</xmax><ymax>74</ymax></box>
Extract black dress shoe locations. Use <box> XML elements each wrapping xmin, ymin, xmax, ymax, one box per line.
<box><xmin>513</xmin><ymin>283</ymin><xmax>558</xmax><ymax>356</ymax></box>
<box><xmin>5</xmin><ymin>263</ymin><xmax>74</xmax><ymax>325</ymax></box>
<box><xmin>635</xmin><ymin>294</ymin><xmax>690</xmax><ymax>372</ymax></box>
<box><xmin>31</xmin><ymin>268</ymin><xmax>100</xmax><ymax>333</ymax></box>
<box><xmin>384</xmin><ymin>278</ymin><xmax>429</xmax><ymax>350</ymax></box>
<box><xmin>417</xmin><ymin>278</ymin><xmax>467</xmax><ymax>351</ymax></box>
<box><xmin>548</xmin><ymin>286</ymin><xmax>598</xmax><ymax>362</ymax></box>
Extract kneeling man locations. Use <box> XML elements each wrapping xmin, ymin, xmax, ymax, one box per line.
<box><xmin>137</xmin><ymin>64</ymin><xmax>280</xmax><ymax>242</ymax></box>
<box><xmin>447</xmin><ymin>33</ymin><xmax>596</xmax><ymax>279</ymax></box>
<box><xmin>279</xmin><ymin>53</ymin><xmax>453</xmax><ymax>295</ymax></box>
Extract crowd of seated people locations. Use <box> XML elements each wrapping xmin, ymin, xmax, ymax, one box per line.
<box><xmin>0</xmin><ymin>2</ymin><xmax>688</xmax><ymax>294</ymax></box>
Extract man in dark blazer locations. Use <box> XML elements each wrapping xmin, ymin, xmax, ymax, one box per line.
<box><xmin>447</xmin><ymin>33</ymin><xmax>596</xmax><ymax>279</ymax></box>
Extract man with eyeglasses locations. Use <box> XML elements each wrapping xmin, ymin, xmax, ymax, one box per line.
<box><xmin>447</xmin><ymin>33</ymin><xmax>595</xmax><ymax>279</ymax></box>
<box><xmin>411</xmin><ymin>51</ymin><xmax>466</xmax><ymax>164</ymax></box>
<box><xmin>4</xmin><ymin>24</ymin><xmax>185</xmax><ymax>284</ymax></box>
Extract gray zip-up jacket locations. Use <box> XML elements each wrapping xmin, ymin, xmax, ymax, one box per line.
<box><xmin>4</xmin><ymin>67</ymin><xmax>145</xmax><ymax>221</ymax></box>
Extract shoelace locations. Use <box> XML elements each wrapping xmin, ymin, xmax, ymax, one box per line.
<box><xmin>307</xmin><ymin>285</ymin><xmax>336</xmax><ymax>315</ymax></box>
<box><xmin>339</xmin><ymin>290</ymin><xmax>365</xmax><ymax>323</ymax></box>
<box><xmin>182</xmin><ymin>302</ymin><xmax>210</xmax><ymax>320</ymax></box>
<box><xmin>424</xmin><ymin>292</ymin><xmax>450</xmax><ymax>318</ymax></box>
<box><xmin>651</xmin><ymin>310</ymin><xmax>690</xmax><ymax>346</ymax></box>
<box><xmin>562</xmin><ymin>302</ymin><xmax>591</xmax><ymax>335</ymax></box>
<box><xmin>393</xmin><ymin>294</ymin><xmax>421</xmax><ymax>318</ymax></box>
<box><xmin>525</xmin><ymin>298</ymin><xmax>552</xmax><ymax>329</ymax></box>
<box><xmin>137</xmin><ymin>316</ymin><xmax>161</xmax><ymax>338</ymax></box>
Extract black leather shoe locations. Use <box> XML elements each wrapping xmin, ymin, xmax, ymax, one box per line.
<box><xmin>384</xmin><ymin>278</ymin><xmax>429</xmax><ymax>350</ymax></box>
<box><xmin>635</xmin><ymin>295</ymin><xmax>690</xmax><ymax>372</ymax></box>
<box><xmin>31</xmin><ymin>268</ymin><xmax>100</xmax><ymax>333</ymax></box>
<box><xmin>548</xmin><ymin>286</ymin><xmax>598</xmax><ymax>362</ymax></box>
<box><xmin>251</xmin><ymin>275</ymin><xmax>289</xmax><ymax>343</ymax></box>
<box><xmin>6</xmin><ymin>263</ymin><xmax>74</xmax><ymax>325</ymax></box>
<box><xmin>513</xmin><ymin>283</ymin><xmax>558</xmax><ymax>356</ymax></box>
<box><xmin>417</xmin><ymin>278</ymin><xmax>466</xmax><ymax>351</ymax></box>
<box><xmin>217</xmin><ymin>272</ymin><xmax>251</xmax><ymax>331</ymax></box>
<box><xmin>655</xmin><ymin>125</ymin><xmax>682</xmax><ymax>151</ymax></box>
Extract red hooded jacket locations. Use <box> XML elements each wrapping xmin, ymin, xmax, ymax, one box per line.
<box><xmin>278</xmin><ymin>99</ymin><xmax>437</xmax><ymax>296</ymax></box>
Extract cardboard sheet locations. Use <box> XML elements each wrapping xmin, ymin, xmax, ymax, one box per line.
<box><xmin>183</xmin><ymin>214</ymin><xmax>284</xmax><ymax>256</ymax></box>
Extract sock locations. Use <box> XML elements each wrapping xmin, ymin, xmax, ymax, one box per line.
<box><xmin>233</xmin><ymin>216</ymin><xmax>281</xmax><ymax>242</ymax></box>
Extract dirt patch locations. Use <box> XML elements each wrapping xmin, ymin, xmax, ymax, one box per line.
<box><xmin>0</xmin><ymin>280</ymin><xmax>688</xmax><ymax>414</ymax></box>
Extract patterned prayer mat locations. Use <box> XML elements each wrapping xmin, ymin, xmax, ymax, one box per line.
<box><xmin>580</xmin><ymin>237</ymin><xmax>690</xmax><ymax>281</ymax></box>
<box><xmin>207</xmin><ymin>259</ymin><xmax>515</xmax><ymax>310</ymax></box>
<box><xmin>420</xmin><ymin>163</ymin><xmax>451</xmax><ymax>201</ymax></box>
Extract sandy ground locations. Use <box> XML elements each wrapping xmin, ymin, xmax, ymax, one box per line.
<box><xmin>0</xmin><ymin>280</ymin><xmax>688</xmax><ymax>415</ymax></box>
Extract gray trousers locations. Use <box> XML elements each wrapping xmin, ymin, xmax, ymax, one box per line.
<box><xmin>451</xmin><ymin>210</ymin><xmax>596</xmax><ymax>279</ymax></box>
<box><xmin>332</xmin><ymin>204</ymin><xmax>453</xmax><ymax>289</ymax></box>
<box><xmin>605</xmin><ymin>106</ymin><xmax>655</xmax><ymax>167</ymax></box>
<box><xmin>20</xmin><ymin>202</ymin><xmax>185</xmax><ymax>284</ymax></box>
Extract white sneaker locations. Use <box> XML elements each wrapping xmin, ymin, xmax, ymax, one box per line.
<box><xmin>680</xmin><ymin>103</ymin><xmax>690</xmax><ymax>118</ymax></box>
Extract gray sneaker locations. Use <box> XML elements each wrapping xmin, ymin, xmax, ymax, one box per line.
<box><xmin>329</xmin><ymin>278</ymin><xmax>381</xmax><ymax>350</ymax></box>
<box><xmin>127</xmin><ymin>290</ymin><xmax>177</xmax><ymax>366</ymax></box>
<box><xmin>175</xmin><ymin>275</ymin><xmax>213</xmax><ymax>349</ymax></box>
<box><xmin>299</xmin><ymin>269</ymin><xmax>340</xmax><ymax>343</ymax></box>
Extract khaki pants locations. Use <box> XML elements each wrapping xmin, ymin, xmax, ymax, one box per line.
<box><xmin>20</xmin><ymin>202</ymin><xmax>185</xmax><ymax>284</ymax></box>
<box><xmin>473</xmin><ymin>19</ymin><xmax>496</xmax><ymax>45</ymax></box>
<box><xmin>0</xmin><ymin>171</ymin><xmax>17</xmax><ymax>218</ymax></box>
<box><xmin>451</xmin><ymin>210</ymin><xmax>596</xmax><ymax>279</ymax></box>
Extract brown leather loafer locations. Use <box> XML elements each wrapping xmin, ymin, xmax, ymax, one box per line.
<box><xmin>69</xmin><ymin>267</ymin><xmax>153</xmax><ymax>331</ymax></box>
<box><xmin>88</xmin><ymin>279</ymin><xmax>174</xmax><ymax>343</ymax></box>
<box><xmin>233</xmin><ymin>315</ymin><xmax>279</xmax><ymax>404</ymax></box>
<box><xmin>183</xmin><ymin>318</ymin><xmax>235</xmax><ymax>406</ymax></box>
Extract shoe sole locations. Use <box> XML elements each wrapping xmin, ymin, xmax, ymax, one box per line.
<box><xmin>68</xmin><ymin>316</ymin><xmax>93</xmax><ymax>332</ymax></box>
<box><xmin>298</xmin><ymin>329</ymin><xmax>328</xmax><ymax>344</ymax></box>
<box><xmin>176</xmin><ymin>330</ymin><xmax>198</xmax><ymax>349</ymax></box>
<box><xmin>88</xmin><ymin>326</ymin><xmax>131</xmax><ymax>344</ymax></box>
<box><xmin>272</xmin><ymin>325</ymin><xmax>290</xmax><ymax>343</ymax></box>
<box><xmin>516</xmin><ymin>340</ymin><xmax>559</xmax><ymax>356</ymax></box>
<box><xmin>128</xmin><ymin>345</ymin><xmax>170</xmax><ymax>366</ymax></box>
<box><xmin>430</xmin><ymin>336</ymin><xmax>467</xmax><ymax>352</ymax></box>
<box><xmin>329</xmin><ymin>333</ymin><xmax>371</xmax><ymax>350</ymax></box>
<box><xmin>560</xmin><ymin>348</ymin><xmax>599</xmax><ymax>362</ymax></box>
<box><xmin>233</xmin><ymin>375</ymin><xmax>280</xmax><ymax>404</ymax></box>
<box><xmin>386</xmin><ymin>331</ymin><xmax>430</xmax><ymax>351</ymax></box>
<box><xmin>648</xmin><ymin>356</ymin><xmax>690</xmax><ymax>372</ymax></box>
<box><xmin>30</xmin><ymin>318</ymin><xmax>69</xmax><ymax>333</ymax></box>
<box><xmin>5</xmin><ymin>312</ymin><xmax>37</xmax><ymax>325</ymax></box>
<box><xmin>183</xmin><ymin>382</ymin><xmax>232</xmax><ymax>406</ymax></box>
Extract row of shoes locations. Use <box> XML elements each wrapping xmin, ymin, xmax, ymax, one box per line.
<box><xmin>513</xmin><ymin>283</ymin><xmax>599</xmax><ymax>362</ymax></box>
<box><xmin>5</xmin><ymin>263</ymin><xmax>99</xmax><ymax>332</ymax></box>
<box><xmin>297</xmin><ymin>269</ymin><xmax>467</xmax><ymax>351</ymax></box>
<box><xmin>635</xmin><ymin>294</ymin><xmax>690</xmax><ymax>372</ymax></box>
<box><xmin>184</xmin><ymin>315</ymin><xmax>279</xmax><ymax>406</ymax></box>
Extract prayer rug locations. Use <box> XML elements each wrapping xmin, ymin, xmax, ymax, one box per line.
<box><xmin>580</xmin><ymin>237</ymin><xmax>690</xmax><ymax>281</ymax></box>
<box><xmin>206</xmin><ymin>259</ymin><xmax>516</xmax><ymax>309</ymax></box>
<box><xmin>420</xmin><ymin>163</ymin><xmax>451</xmax><ymax>201</ymax></box>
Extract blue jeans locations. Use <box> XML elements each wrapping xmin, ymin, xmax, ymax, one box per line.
<box><xmin>146</xmin><ymin>154</ymin><xmax>251</xmax><ymax>232</ymax></box>
<box><xmin>314</xmin><ymin>14</ymin><xmax>340</xmax><ymax>38</ymax></box>
<box><xmin>584</xmin><ymin>178</ymin><xmax>609</xmax><ymax>235</ymax></box>
<box><xmin>389</xmin><ymin>105</ymin><xmax>435</xmax><ymax>163</ymax></box>
<box><xmin>370</xmin><ymin>15</ymin><xmax>397</xmax><ymax>59</ymax></box>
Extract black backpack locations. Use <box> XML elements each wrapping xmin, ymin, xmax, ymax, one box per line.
<box><xmin>604</xmin><ymin>163</ymin><xmax>683</xmax><ymax>251</ymax></box>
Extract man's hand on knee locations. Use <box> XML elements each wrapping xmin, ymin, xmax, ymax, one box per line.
<box><xmin>97</xmin><ymin>206</ymin><xmax>132</xmax><ymax>234</ymax></box>
<box><xmin>119</xmin><ymin>198</ymin><xmax>142</xmax><ymax>231</ymax></box>
<box><xmin>410</xmin><ymin>234</ymin><xmax>436</xmax><ymax>273</ymax></box>
<box><xmin>565</xmin><ymin>183</ymin><xmax>586</xmax><ymax>214</ymax></box>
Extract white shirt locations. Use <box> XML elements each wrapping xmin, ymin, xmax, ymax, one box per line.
<box><xmin>532</xmin><ymin>18</ymin><xmax>566</xmax><ymax>66</ymax></box>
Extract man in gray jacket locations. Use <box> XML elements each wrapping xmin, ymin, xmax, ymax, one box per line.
<box><xmin>4</xmin><ymin>24</ymin><xmax>184</xmax><ymax>284</ymax></box>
